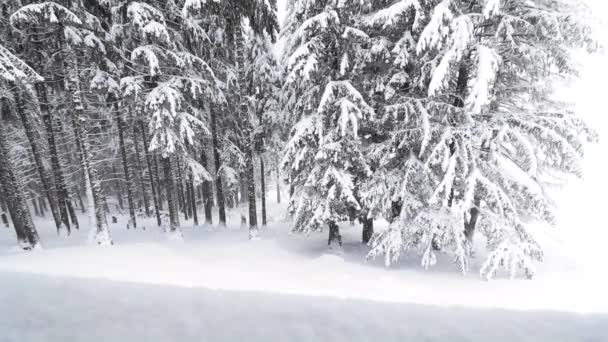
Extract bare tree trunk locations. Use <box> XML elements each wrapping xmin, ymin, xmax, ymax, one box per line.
<box><xmin>11</xmin><ymin>90</ymin><xmax>62</xmax><ymax>231</ymax></box>
<box><xmin>235</xmin><ymin>23</ymin><xmax>258</xmax><ymax>238</ymax></box>
<box><xmin>38</xmin><ymin>197</ymin><xmax>46</xmax><ymax>217</ymax></box>
<box><xmin>139</xmin><ymin>120</ymin><xmax>162</xmax><ymax>226</ymax></box>
<box><xmin>276</xmin><ymin>167</ymin><xmax>281</xmax><ymax>204</ymax></box>
<box><xmin>36</xmin><ymin>83</ymin><xmax>71</xmax><ymax>234</ymax></box>
<box><xmin>328</xmin><ymin>221</ymin><xmax>342</xmax><ymax>249</ymax></box>
<box><xmin>32</xmin><ymin>198</ymin><xmax>41</xmax><ymax>217</ymax></box>
<box><xmin>189</xmin><ymin>175</ymin><xmax>198</xmax><ymax>226</ymax></box>
<box><xmin>162</xmin><ymin>157</ymin><xmax>180</xmax><ymax>232</ymax></box>
<box><xmin>210</xmin><ymin>104</ymin><xmax>226</xmax><ymax>226</ymax></box>
<box><xmin>132</xmin><ymin>124</ymin><xmax>151</xmax><ymax>217</ymax></box>
<box><xmin>362</xmin><ymin>217</ymin><xmax>374</xmax><ymax>244</ymax></box>
<box><xmin>260</xmin><ymin>157</ymin><xmax>267</xmax><ymax>226</ymax></box>
<box><xmin>200</xmin><ymin>145</ymin><xmax>213</xmax><ymax>225</ymax></box>
<box><xmin>175</xmin><ymin>157</ymin><xmax>189</xmax><ymax>221</ymax></box>
<box><xmin>0</xmin><ymin>124</ymin><xmax>41</xmax><ymax>249</ymax></box>
<box><xmin>113</xmin><ymin>100</ymin><xmax>137</xmax><ymax>228</ymax></box>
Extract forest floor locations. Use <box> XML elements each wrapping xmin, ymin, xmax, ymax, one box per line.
<box><xmin>0</xmin><ymin>190</ymin><xmax>607</xmax><ymax>341</ymax></box>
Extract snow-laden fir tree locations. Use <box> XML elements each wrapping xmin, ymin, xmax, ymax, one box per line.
<box><xmin>281</xmin><ymin>0</ymin><xmax>375</xmax><ymax>248</ymax></box>
<box><xmin>364</xmin><ymin>0</ymin><xmax>597</xmax><ymax>279</ymax></box>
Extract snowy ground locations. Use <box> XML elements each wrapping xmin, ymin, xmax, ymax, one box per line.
<box><xmin>0</xmin><ymin>191</ymin><xmax>607</xmax><ymax>341</ymax></box>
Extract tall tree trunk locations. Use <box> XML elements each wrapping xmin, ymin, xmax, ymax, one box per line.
<box><xmin>260</xmin><ymin>157</ymin><xmax>267</xmax><ymax>226</ymax></box>
<box><xmin>210</xmin><ymin>104</ymin><xmax>226</xmax><ymax>226</ymax></box>
<box><xmin>362</xmin><ymin>217</ymin><xmax>374</xmax><ymax>244</ymax></box>
<box><xmin>139</xmin><ymin>120</ymin><xmax>162</xmax><ymax>226</ymax></box>
<box><xmin>188</xmin><ymin>175</ymin><xmax>198</xmax><ymax>226</ymax></box>
<box><xmin>235</xmin><ymin>22</ymin><xmax>258</xmax><ymax>238</ymax></box>
<box><xmin>76</xmin><ymin>188</ymin><xmax>86</xmax><ymax>214</ymax></box>
<box><xmin>63</xmin><ymin>53</ymin><xmax>111</xmax><ymax>244</ymax></box>
<box><xmin>240</xmin><ymin>174</ymin><xmax>248</xmax><ymax>204</ymax></box>
<box><xmin>0</xmin><ymin>124</ymin><xmax>41</xmax><ymax>249</ymax></box>
<box><xmin>32</xmin><ymin>198</ymin><xmax>41</xmax><ymax>217</ymax></box>
<box><xmin>35</xmin><ymin>83</ymin><xmax>71</xmax><ymax>234</ymax></box>
<box><xmin>276</xmin><ymin>167</ymin><xmax>281</xmax><ymax>204</ymax></box>
<box><xmin>10</xmin><ymin>90</ymin><xmax>62</xmax><ymax>231</ymax></box>
<box><xmin>162</xmin><ymin>157</ymin><xmax>180</xmax><ymax>233</ymax></box>
<box><xmin>38</xmin><ymin>197</ymin><xmax>46</xmax><ymax>217</ymax></box>
<box><xmin>112</xmin><ymin>165</ymin><xmax>125</xmax><ymax>211</ymax></box>
<box><xmin>113</xmin><ymin>100</ymin><xmax>137</xmax><ymax>228</ymax></box>
<box><xmin>132</xmin><ymin>124</ymin><xmax>151</xmax><ymax>217</ymax></box>
<box><xmin>175</xmin><ymin>157</ymin><xmax>188</xmax><ymax>221</ymax></box>
<box><xmin>200</xmin><ymin>145</ymin><xmax>213</xmax><ymax>225</ymax></box>
<box><xmin>328</xmin><ymin>221</ymin><xmax>342</xmax><ymax>249</ymax></box>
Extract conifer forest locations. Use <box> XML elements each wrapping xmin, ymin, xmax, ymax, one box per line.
<box><xmin>0</xmin><ymin>1</ymin><xmax>606</xmax><ymax>340</ymax></box>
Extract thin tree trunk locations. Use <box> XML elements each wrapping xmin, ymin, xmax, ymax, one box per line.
<box><xmin>32</xmin><ymin>198</ymin><xmax>41</xmax><ymax>217</ymax></box>
<box><xmin>200</xmin><ymin>145</ymin><xmax>213</xmax><ymax>225</ymax></box>
<box><xmin>188</xmin><ymin>175</ymin><xmax>198</xmax><ymax>226</ymax></box>
<box><xmin>132</xmin><ymin>124</ymin><xmax>151</xmax><ymax>217</ymax></box>
<box><xmin>76</xmin><ymin>188</ymin><xmax>86</xmax><ymax>214</ymax></box>
<box><xmin>11</xmin><ymin>91</ymin><xmax>62</xmax><ymax>231</ymax></box>
<box><xmin>362</xmin><ymin>217</ymin><xmax>374</xmax><ymax>244</ymax></box>
<box><xmin>235</xmin><ymin>23</ymin><xmax>258</xmax><ymax>238</ymax></box>
<box><xmin>260</xmin><ymin>157</ymin><xmax>267</xmax><ymax>226</ymax></box>
<box><xmin>210</xmin><ymin>104</ymin><xmax>226</xmax><ymax>226</ymax></box>
<box><xmin>0</xmin><ymin>124</ymin><xmax>41</xmax><ymax>249</ymax></box>
<box><xmin>35</xmin><ymin>83</ymin><xmax>71</xmax><ymax>234</ymax></box>
<box><xmin>113</xmin><ymin>101</ymin><xmax>137</xmax><ymax>229</ymax></box>
<box><xmin>162</xmin><ymin>157</ymin><xmax>180</xmax><ymax>233</ymax></box>
<box><xmin>38</xmin><ymin>197</ymin><xmax>46</xmax><ymax>217</ymax></box>
<box><xmin>112</xmin><ymin>165</ymin><xmax>125</xmax><ymax>211</ymax></box>
<box><xmin>328</xmin><ymin>221</ymin><xmax>342</xmax><ymax>248</ymax></box>
<box><xmin>139</xmin><ymin>120</ymin><xmax>162</xmax><ymax>226</ymax></box>
<box><xmin>276</xmin><ymin>167</ymin><xmax>281</xmax><ymax>204</ymax></box>
<box><xmin>175</xmin><ymin>157</ymin><xmax>188</xmax><ymax>221</ymax></box>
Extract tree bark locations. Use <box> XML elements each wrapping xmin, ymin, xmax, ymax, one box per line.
<box><xmin>139</xmin><ymin>120</ymin><xmax>162</xmax><ymax>226</ymax></box>
<box><xmin>162</xmin><ymin>157</ymin><xmax>180</xmax><ymax>232</ymax></box>
<box><xmin>11</xmin><ymin>90</ymin><xmax>62</xmax><ymax>231</ymax></box>
<box><xmin>362</xmin><ymin>217</ymin><xmax>374</xmax><ymax>244</ymax></box>
<box><xmin>210</xmin><ymin>104</ymin><xmax>226</xmax><ymax>226</ymax></box>
<box><xmin>235</xmin><ymin>22</ymin><xmax>258</xmax><ymax>238</ymax></box>
<box><xmin>200</xmin><ymin>145</ymin><xmax>213</xmax><ymax>225</ymax></box>
<box><xmin>276</xmin><ymin>168</ymin><xmax>281</xmax><ymax>204</ymax></box>
<box><xmin>0</xmin><ymin>124</ymin><xmax>41</xmax><ymax>249</ymax></box>
<box><xmin>175</xmin><ymin>157</ymin><xmax>189</xmax><ymax>221</ymax></box>
<box><xmin>132</xmin><ymin>124</ymin><xmax>151</xmax><ymax>217</ymax></box>
<box><xmin>36</xmin><ymin>83</ymin><xmax>71</xmax><ymax>234</ymax></box>
<box><xmin>188</xmin><ymin>175</ymin><xmax>198</xmax><ymax>226</ymax></box>
<box><xmin>260</xmin><ymin>157</ymin><xmax>267</xmax><ymax>226</ymax></box>
<box><xmin>113</xmin><ymin>100</ymin><xmax>137</xmax><ymax>228</ymax></box>
<box><xmin>328</xmin><ymin>221</ymin><xmax>342</xmax><ymax>248</ymax></box>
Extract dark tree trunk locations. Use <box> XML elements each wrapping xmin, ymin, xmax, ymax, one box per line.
<box><xmin>362</xmin><ymin>217</ymin><xmax>374</xmax><ymax>244</ymax></box>
<box><xmin>210</xmin><ymin>104</ymin><xmax>226</xmax><ymax>226</ymax></box>
<box><xmin>132</xmin><ymin>124</ymin><xmax>151</xmax><ymax>217</ymax></box>
<box><xmin>139</xmin><ymin>120</ymin><xmax>162</xmax><ymax>226</ymax></box>
<box><xmin>276</xmin><ymin>168</ymin><xmax>281</xmax><ymax>204</ymax></box>
<box><xmin>38</xmin><ymin>197</ymin><xmax>46</xmax><ymax>217</ymax></box>
<box><xmin>35</xmin><ymin>83</ymin><xmax>71</xmax><ymax>234</ymax></box>
<box><xmin>188</xmin><ymin>175</ymin><xmax>198</xmax><ymax>226</ymax></box>
<box><xmin>76</xmin><ymin>188</ymin><xmax>86</xmax><ymax>214</ymax></box>
<box><xmin>32</xmin><ymin>198</ymin><xmax>41</xmax><ymax>217</ymax></box>
<box><xmin>162</xmin><ymin>157</ymin><xmax>180</xmax><ymax>232</ymax></box>
<box><xmin>175</xmin><ymin>157</ymin><xmax>188</xmax><ymax>221</ymax></box>
<box><xmin>113</xmin><ymin>165</ymin><xmax>125</xmax><ymax>211</ymax></box>
<box><xmin>11</xmin><ymin>91</ymin><xmax>62</xmax><ymax>231</ymax></box>
<box><xmin>113</xmin><ymin>101</ymin><xmax>137</xmax><ymax>228</ymax></box>
<box><xmin>0</xmin><ymin>124</ymin><xmax>40</xmax><ymax>249</ymax></box>
<box><xmin>328</xmin><ymin>221</ymin><xmax>342</xmax><ymax>248</ymax></box>
<box><xmin>235</xmin><ymin>23</ymin><xmax>257</xmax><ymax>238</ymax></box>
<box><xmin>260</xmin><ymin>157</ymin><xmax>267</xmax><ymax>226</ymax></box>
<box><xmin>200</xmin><ymin>145</ymin><xmax>213</xmax><ymax>225</ymax></box>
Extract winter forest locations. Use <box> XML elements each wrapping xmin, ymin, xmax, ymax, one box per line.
<box><xmin>0</xmin><ymin>0</ymin><xmax>607</xmax><ymax>340</ymax></box>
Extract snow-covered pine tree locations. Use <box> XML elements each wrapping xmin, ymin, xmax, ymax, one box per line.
<box><xmin>281</xmin><ymin>0</ymin><xmax>374</xmax><ymax>248</ymax></box>
<box><xmin>365</xmin><ymin>0</ymin><xmax>597</xmax><ymax>279</ymax></box>
<box><xmin>244</xmin><ymin>27</ymin><xmax>281</xmax><ymax>226</ymax></box>
<box><xmin>0</xmin><ymin>43</ymin><xmax>43</xmax><ymax>249</ymax></box>
<box><xmin>113</xmin><ymin>1</ymin><xmax>219</xmax><ymax>236</ymax></box>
